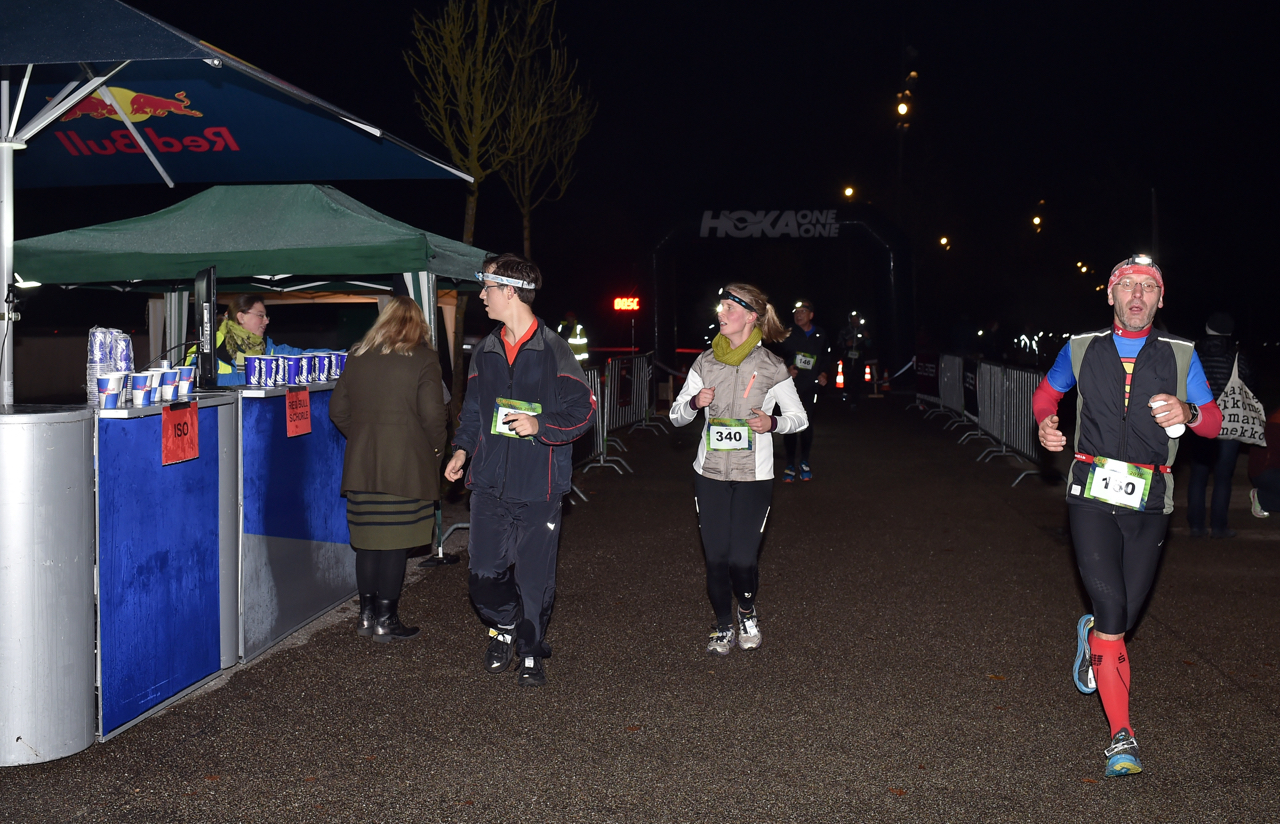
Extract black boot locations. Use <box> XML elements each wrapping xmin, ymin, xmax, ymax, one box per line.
<box><xmin>372</xmin><ymin>598</ymin><xmax>420</xmax><ymax>642</ymax></box>
<box><xmin>356</xmin><ymin>594</ymin><xmax>376</xmax><ymax>637</ymax></box>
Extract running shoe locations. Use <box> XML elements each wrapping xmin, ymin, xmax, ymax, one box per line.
<box><xmin>799</xmin><ymin>462</ymin><xmax>813</xmax><ymax>481</ymax></box>
<box><xmin>706</xmin><ymin>626</ymin><xmax>735</xmax><ymax>655</ymax></box>
<box><xmin>737</xmin><ymin>608</ymin><xmax>762</xmax><ymax>650</ymax></box>
<box><xmin>1252</xmin><ymin>488</ymin><xmax>1271</xmax><ymax>519</ymax></box>
<box><xmin>485</xmin><ymin>626</ymin><xmax>515</xmax><ymax>673</ymax></box>
<box><xmin>1104</xmin><ymin>728</ymin><xmax>1143</xmax><ymax>777</ymax></box>
<box><xmin>1073</xmin><ymin>614</ymin><xmax>1096</xmax><ymax>694</ymax></box>
<box><xmin>517</xmin><ymin>656</ymin><xmax>546</xmax><ymax>687</ymax></box>
<box><xmin>783</xmin><ymin>466</ymin><xmax>796</xmax><ymax>484</ymax></box>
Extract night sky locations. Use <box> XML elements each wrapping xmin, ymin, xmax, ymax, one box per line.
<box><xmin>11</xmin><ymin>1</ymin><xmax>1276</xmax><ymax>389</ymax></box>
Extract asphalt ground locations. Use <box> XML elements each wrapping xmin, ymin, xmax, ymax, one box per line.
<box><xmin>3</xmin><ymin>394</ymin><xmax>1278</xmax><ymax>823</ymax></box>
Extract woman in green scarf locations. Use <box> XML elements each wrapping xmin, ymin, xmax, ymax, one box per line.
<box><xmin>669</xmin><ymin>283</ymin><xmax>808</xmax><ymax>656</ymax></box>
<box><xmin>186</xmin><ymin>294</ymin><xmax>315</xmax><ymax>386</ymax></box>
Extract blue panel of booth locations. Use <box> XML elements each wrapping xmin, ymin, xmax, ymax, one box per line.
<box><xmin>97</xmin><ymin>406</ymin><xmax>221</xmax><ymax>734</ymax></box>
<box><xmin>241</xmin><ymin>390</ymin><xmax>348</xmax><ymax>545</ymax></box>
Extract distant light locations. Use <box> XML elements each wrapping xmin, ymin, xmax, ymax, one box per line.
<box><xmin>1080</xmin><ymin>266</ymin><xmax>1087</xmax><ymax>273</ymax></box>
<box><xmin>897</xmin><ymin>102</ymin><xmax>909</xmax><ymax>115</ymax></box>
<box><xmin>977</xmin><ymin>330</ymin><xmax>984</xmax><ymax>337</ymax></box>
<box><xmin>1032</xmin><ymin>216</ymin><xmax>1041</xmax><ymax>226</ymax></box>
<box><xmin>843</xmin><ymin>186</ymin><xmax>854</xmax><ymax>197</ymax></box>
<box><xmin>859</xmin><ymin>318</ymin><xmax>866</xmax><ymax>325</ymax></box>
<box><xmin>940</xmin><ymin>237</ymin><xmax>948</xmax><ymax>245</ymax></box>
<box><xmin>1076</xmin><ymin>262</ymin><xmax>1083</xmax><ymax>268</ymax></box>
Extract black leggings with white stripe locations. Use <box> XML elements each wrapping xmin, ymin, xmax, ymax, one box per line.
<box><xmin>694</xmin><ymin>474</ymin><xmax>772</xmax><ymax>629</ymax></box>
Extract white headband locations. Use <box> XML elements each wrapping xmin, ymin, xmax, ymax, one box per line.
<box><xmin>475</xmin><ymin>272</ymin><xmax>536</xmax><ymax>290</ymax></box>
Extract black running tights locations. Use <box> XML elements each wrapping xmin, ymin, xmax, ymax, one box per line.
<box><xmin>354</xmin><ymin>548</ymin><xmax>408</xmax><ymax>601</ymax></box>
<box><xmin>694</xmin><ymin>474</ymin><xmax>772</xmax><ymax>628</ymax></box>
<box><xmin>1068</xmin><ymin>505</ymin><xmax>1169</xmax><ymax>636</ymax></box>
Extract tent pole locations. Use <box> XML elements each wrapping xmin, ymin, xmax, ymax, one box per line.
<box><xmin>423</xmin><ymin>271</ymin><xmax>437</xmax><ymax>350</ymax></box>
<box><xmin>2</xmin><ymin>140</ymin><xmax>16</xmax><ymax>405</ymax></box>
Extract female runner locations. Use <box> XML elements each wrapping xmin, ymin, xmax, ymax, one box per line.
<box><xmin>670</xmin><ymin>283</ymin><xmax>808</xmax><ymax>653</ymax></box>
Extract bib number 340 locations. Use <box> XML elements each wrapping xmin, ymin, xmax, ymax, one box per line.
<box><xmin>707</xmin><ymin>418</ymin><xmax>752</xmax><ymax>451</ymax></box>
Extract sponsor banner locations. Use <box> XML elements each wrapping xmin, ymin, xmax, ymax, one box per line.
<box><xmin>700</xmin><ymin>209</ymin><xmax>842</xmax><ymax>238</ymax></box>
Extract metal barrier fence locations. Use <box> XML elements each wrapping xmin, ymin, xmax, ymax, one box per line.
<box><xmin>938</xmin><ymin>355</ymin><xmax>964</xmax><ymax>421</ymax></box>
<box><xmin>578</xmin><ymin>365</ymin><xmax>631</xmax><ymax>475</ymax></box>
<box><xmin>603</xmin><ymin>353</ymin><xmax>666</xmax><ymax>435</ymax></box>
<box><xmin>917</xmin><ymin>355</ymin><xmax>1045</xmax><ymax>486</ymax></box>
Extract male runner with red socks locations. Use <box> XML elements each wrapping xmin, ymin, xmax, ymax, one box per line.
<box><xmin>1034</xmin><ymin>255</ymin><xmax>1221</xmax><ymax>777</ymax></box>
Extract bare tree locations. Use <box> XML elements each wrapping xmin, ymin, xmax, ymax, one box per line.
<box><xmin>498</xmin><ymin>0</ymin><xmax>597</xmax><ymax>259</ymax></box>
<box><xmin>405</xmin><ymin>0</ymin><xmax>514</xmax><ymax>246</ymax></box>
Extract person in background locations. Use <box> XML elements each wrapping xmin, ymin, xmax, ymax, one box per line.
<box><xmin>1186</xmin><ymin>311</ymin><xmax>1255</xmax><ymax>538</ymax></box>
<box><xmin>184</xmin><ymin>294</ymin><xmax>315</xmax><ymax>386</ymax></box>
<box><xmin>776</xmin><ymin>299</ymin><xmax>830</xmax><ymax>481</ymax></box>
<box><xmin>1034</xmin><ymin>255</ymin><xmax>1221</xmax><ymax>778</ymax></box>
<box><xmin>329</xmin><ymin>297</ymin><xmax>448</xmax><ymax>642</ymax></box>
<box><xmin>670</xmin><ymin>283</ymin><xmax>808</xmax><ymax>655</ymax></box>
<box><xmin>445</xmin><ymin>254</ymin><xmax>596</xmax><ymax>687</ymax></box>
<box><xmin>557</xmin><ymin>310</ymin><xmax>589</xmax><ymax>363</ymax></box>
<box><xmin>1249</xmin><ymin>408</ymin><xmax>1280</xmax><ymax>519</ymax></box>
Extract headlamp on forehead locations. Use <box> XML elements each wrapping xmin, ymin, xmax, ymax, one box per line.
<box><xmin>794</xmin><ymin>301</ymin><xmax>812</xmax><ymax>310</ymax></box>
<box><xmin>475</xmin><ymin>272</ymin><xmax>536</xmax><ymax>290</ymax></box>
<box><xmin>718</xmin><ymin>288</ymin><xmax>758</xmax><ymax>315</ymax></box>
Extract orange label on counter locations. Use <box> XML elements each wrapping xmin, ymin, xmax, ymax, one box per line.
<box><xmin>161</xmin><ymin>401</ymin><xmax>200</xmax><ymax>465</ymax></box>
<box><xmin>286</xmin><ymin>387</ymin><xmax>311</xmax><ymax>437</ymax></box>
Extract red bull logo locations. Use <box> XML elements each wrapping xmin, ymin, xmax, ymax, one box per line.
<box><xmin>57</xmin><ymin>87</ymin><xmax>203</xmax><ymax>122</ymax></box>
<box><xmin>53</xmin><ymin>127</ymin><xmax>239</xmax><ymax>156</ymax></box>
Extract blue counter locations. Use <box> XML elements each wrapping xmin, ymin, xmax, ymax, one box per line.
<box><xmin>95</xmin><ymin>394</ymin><xmax>236</xmax><ymax>738</ymax></box>
<box><xmin>238</xmin><ymin>384</ymin><xmax>355</xmax><ymax>661</ymax></box>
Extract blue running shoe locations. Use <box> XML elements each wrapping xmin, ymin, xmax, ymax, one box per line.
<box><xmin>1074</xmin><ymin>614</ymin><xmax>1096</xmax><ymax>694</ymax></box>
<box><xmin>799</xmin><ymin>462</ymin><xmax>812</xmax><ymax>481</ymax></box>
<box><xmin>783</xmin><ymin>466</ymin><xmax>796</xmax><ymax>483</ymax></box>
<box><xmin>1104</xmin><ymin>728</ymin><xmax>1143</xmax><ymax>777</ymax></box>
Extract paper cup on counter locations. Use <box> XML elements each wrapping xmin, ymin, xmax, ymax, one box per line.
<box><xmin>244</xmin><ymin>355</ymin><xmax>266</xmax><ymax>387</ymax></box>
<box><xmin>96</xmin><ymin>373</ymin><xmax>125</xmax><ymax>409</ymax></box>
<box><xmin>313</xmin><ymin>352</ymin><xmax>331</xmax><ymax>382</ymax></box>
<box><xmin>283</xmin><ymin>355</ymin><xmax>308</xmax><ymax>386</ymax></box>
<box><xmin>130</xmin><ymin>373</ymin><xmax>152</xmax><ymax>407</ymax></box>
<box><xmin>159</xmin><ymin>370</ymin><xmax>180</xmax><ymax>401</ymax></box>
<box><xmin>177</xmin><ymin>365</ymin><xmax>195</xmax><ymax>396</ymax></box>
<box><xmin>331</xmin><ymin>351</ymin><xmax>347</xmax><ymax>377</ymax></box>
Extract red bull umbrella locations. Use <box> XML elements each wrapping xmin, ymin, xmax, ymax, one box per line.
<box><xmin>0</xmin><ymin>0</ymin><xmax>471</xmax><ymax>402</ymax></box>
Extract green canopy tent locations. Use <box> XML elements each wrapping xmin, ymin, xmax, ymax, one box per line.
<box><xmin>13</xmin><ymin>183</ymin><xmax>487</xmax><ymax>358</ymax></box>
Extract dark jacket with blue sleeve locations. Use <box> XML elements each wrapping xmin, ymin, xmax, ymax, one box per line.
<box><xmin>453</xmin><ymin>319</ymin><xmax>596</xmax><ymax>502</ymax></box>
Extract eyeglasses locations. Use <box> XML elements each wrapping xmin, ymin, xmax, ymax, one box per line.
<box><xmin>1115</xmin><ymin>278</ymin><xmax>1160</xmax><ymax>295</ymax></box>
<box><xmin>245</xmin><ymin>311</ymin><xmax>270</xmax><ymax>321</ymax></box>
<box><xmin>480</xmin><ymin>284</ymin><xmax>505</xmax><ymax>295</ymax></box>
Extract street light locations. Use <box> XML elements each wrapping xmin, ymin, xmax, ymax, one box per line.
<box><xmin>843</xmin><ymin>186</ymin><xmax>855</xmax><ymax>200</ymax></box>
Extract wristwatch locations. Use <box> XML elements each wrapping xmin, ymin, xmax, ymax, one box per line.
<box><xmin>1187</xmin><ymin>403</ymin><xmax>1200</xmax><ymax>427</ymax></box>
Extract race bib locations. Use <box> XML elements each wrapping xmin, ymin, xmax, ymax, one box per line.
<box><xmin>795</xmin><ymin>352</ymin><xmax>816</xmax><ymax>371</ymax></box>
<box><xmin>492</xmin><ymin>398</ymin><xmax>542</xmax><ymax>438</ymax></box>
<box><xmin>707</xmin><ymin>417</ymin><xmax>752</xmax><ymax>451</ymax></box>
<box><xmin>1083</xmin><ymin>457</ymin><xmax>1152</xmax><ymax>510</ymax></box>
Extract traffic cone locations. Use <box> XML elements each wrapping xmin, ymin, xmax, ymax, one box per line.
<box><xmin>836</xmin><ymin>360</ymin><xmax>845</xmax><ymax>389</ymax></box>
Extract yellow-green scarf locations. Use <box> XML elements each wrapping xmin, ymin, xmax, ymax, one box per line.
<box><xmin>711</xmin><ymin>328</ymin><xmax>762</xmax><ymax>367</ymax></box>
<box><xmin>219</xmin><ymin>318</ymin><xmax>265</xmax><ymax>366</ymax></box>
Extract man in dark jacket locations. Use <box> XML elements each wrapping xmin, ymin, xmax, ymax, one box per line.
<box><xmin>444</xmin><ymin>254</ymin><xmax>596</xmax><ymax>687</ymax></box>
<box><xmin>775</xmin><ymin>299</ymin><xmax>830</xmax><ymax>481</ymax></box>
<box><xmin>1032</xmin><ymin>255</ymin><xmax>1222</xmax><ymax>778</ymax></box>
<box><xmin>1186</xmin><ymin>311</ymin><xmax>1255</xmax><ymax>537</ymax></box>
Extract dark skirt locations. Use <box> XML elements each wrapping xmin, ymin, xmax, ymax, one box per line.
<box><xmin>345</xmin><ymin>491</ymin><xmax>436</xmax><ymax>550</ymax></box>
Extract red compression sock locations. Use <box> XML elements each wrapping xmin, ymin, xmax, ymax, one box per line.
<box><xmin>1090</xmin><ymin>634</ymin><xmax>1132</xmax><ymax>737</ymax></box>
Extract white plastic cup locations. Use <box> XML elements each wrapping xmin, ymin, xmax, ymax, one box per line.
<box><xmin>1150</xmin><ymin>398</ymin><xmax>1185</xmax><ymax>439</ymax></box>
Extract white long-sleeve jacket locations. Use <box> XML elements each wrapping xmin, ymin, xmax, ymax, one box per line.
<box><xmin>670</xmin><ymin>344</ymin><xmax>808</xmax><ymax>481</ymax></box>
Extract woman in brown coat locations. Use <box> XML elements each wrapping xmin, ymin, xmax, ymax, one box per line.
<box><xmin>329</xmin><ymin>297</ymin><xmax>448</xmax><ymax>641</ymax></box>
